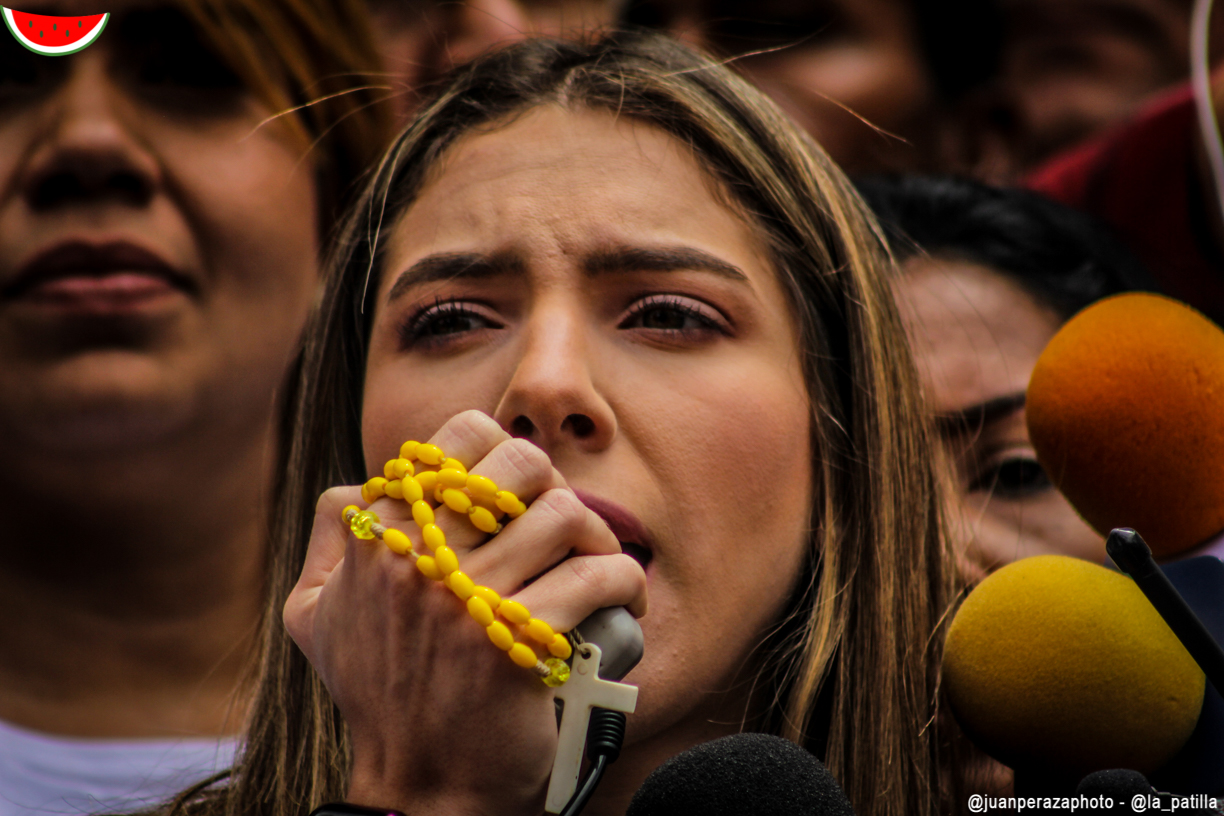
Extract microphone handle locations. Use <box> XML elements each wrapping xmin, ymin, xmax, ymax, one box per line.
<box><xmin>1107</xmin><ymin>528</ymin><xmax>1224</xmax><ymax>695</ymax></box>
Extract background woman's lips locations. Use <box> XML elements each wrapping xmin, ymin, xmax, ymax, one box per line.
<box><xmin>3</xmin><ymin>241</ymin><xmax>196</xmax><ymax>308</ymax></box>
<box><xmin>573</xmin><ymin>489</ymin><xmax>654</xmax><ymax>568</ymax></box>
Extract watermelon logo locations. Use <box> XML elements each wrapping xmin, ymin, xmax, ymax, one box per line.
<box><xmin>3</xmin><ymin>7</ymin><xmax>109</xmax><ymax>56</ymax></box>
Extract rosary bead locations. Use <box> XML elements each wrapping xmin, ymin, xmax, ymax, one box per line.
<box><xmin>467</xmin><ymin>596</ymin><xmax>495</xmax><ymax>626</ymax></box>
<box><xmin>362</xmin><ymin>477</ymin><xmax>388</xmax><ymax>504</ymax></box>
<box><xmin>542</xmin><ymin>658</ymin><xmax>571</xmax><ymax>687</ymax></box>
<box><xmin>442</xmin><ymin>488</ymin><xmax>472</xmax><ymax>514</ymax></box>
<box><xmin>441</xmin><ymin>458</ymin><xmax>467</xmax><ymax>475</ymax></box>
<box><xmin>383</xmin><ymin>527</ymin><xmax>413</xmax><ymax>555</ymax></box>
<box><xmin>525</xmin><ymin>618</ymin><xmax>556</xmax><ymax>644</ymax></box>
<box><xmin>421</xmin><ymin>523</ymin><xmax>446</xmax><ymax>552</ymax></box>
<box><xmin>466</xmin><ymin>474</ymin><xmax>498</xmax><ymax>499</ymax></box>
<box><xmin>434</xmin><ymin>486</ymin><xmax>446</xmax><ymax>503</ymax></box>
<box><xmin>487</xmin><ymin>621</ymin><xmax>515</xmax><ymax>651</ymax></box>
<box><xmin>416</xmin><ymin>555</ymin><xmax>443</xmax><ymax>581</ymax></box>
<box><xmin>383</xmin><ymin>459</ymin><xmax>398</xmax><ymax>479</ymax></box>
<box><xmin>439</xmin><ymin>468</ymin><xmax>468</xmax><ymax>490</ymax></box>
<box><xmin>446</xmin><ymin>570</ymin><xmax>475</xmax><ymax>600</ymax></box>
<box><xmin>399</xmin><ymin>440</ymin><xmax>420</xmax><ymax>461</ymax></box>
<box><xmin>342</xmin><ymin>505</ymin><xmax>361</xmax><ymax>522</ymax></box>
<box><xmin>547</xmin><ymin>634</ymin><xmax>572</xmax><ymax>659</ymax></box>
<box><xmin>472</xmin><ymin>585</ymin><xmax>501</xmax><ymax>608</ymax></box>
<box><xmin>400</xmin><ymin>475</ymin><xmax>424</xmax><ymax>504</ymax></box>
<box><xmin>498</xmin><ymin>599</ymin><xmax>531</xmax><ymax>625</ymax></box>
<box><xmin>349</xmin><ymin>510</ymin><xmax>380</xmax><ymax>540</ymax></box>
<box><xmin>384</xmin><ymin>479</ymin><xmax>404</xmax><ymax>500</ymax></box>
<box><xmin>393</xmin><ymin>458</ymin><xmax>415</xmax><ymax>478</ymax></box>
<box><xmin>509</xmin><ymin>642</ymin><xmax>539</xmax><ymax>669</ymax></box>
<box><xmin>415</xmin><ymin>470</ymin><xmax>438</xmax><ymax>492</ymax></box>
<box><xmin>412</xmin><ymin>500</ymin><xmax>435</xmax><ymax>528</ymax></box>
<box><xmin>417</xmin><ymin>443</ymin><xmax>446</xmax><ymax>466</ymax></box>
<box><xmin>434</xmin><ymin>544</ymin><xmax>459</xmax><ymax>575</ymax></box>
<box><xmin>468</xmin><ymin>506</ymin><xmax>500</xmax><ymax>534</ymax></box>
<box><xmin>495</xmin><ymin>491</ymin><xmax>520</xmax><ymax>514</ymax></box>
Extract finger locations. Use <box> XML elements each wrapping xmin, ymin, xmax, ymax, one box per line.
<box><xmin>462</xmin><ymin>488</ymin><xmax>621</xmax><ymax>593</ymax></box>
<box><xmin>509</xmin><ymin>552</ymin><xmax>648</xmax><ymax>632</ymax></box>
<box><xmin>284</xmin><ymin>484</ymin><xmax>365</xmax><ymax>654</ymax></box>
<box><xmin>424</xmin><ymin>410</ymin><xmax>512</xmax><ymax>470</ymax></box>
<box><xmin>434</xmin><ymin>439</ymin><xmax>568</xmax><ymax>555</ymax></box>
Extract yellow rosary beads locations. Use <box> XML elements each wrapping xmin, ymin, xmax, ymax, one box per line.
<box><xmin>342</xmin><ymin>440</ymin><xmax>573</xmax><ymax>687</ymax></box>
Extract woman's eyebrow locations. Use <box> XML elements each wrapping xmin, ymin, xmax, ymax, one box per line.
<box><xmin>936</xmin><ymin>392</ymin><xmax>1027</xmax><ymax>439</ymax></box>
<box><xmin>386</xmin><ymin>252</ymin><xmax>525</xmax><ymax>302</ymax></box>
<box><xmin>583</xmin><ymin>245</ymin><xmax>748</xmax><ymax>281</ymax></box>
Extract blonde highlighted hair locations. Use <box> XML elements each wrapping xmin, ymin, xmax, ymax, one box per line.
<box><xmin>166</xmin><ymin>31</ymin><xmax>959</xmax><ymax>816</ymax></box>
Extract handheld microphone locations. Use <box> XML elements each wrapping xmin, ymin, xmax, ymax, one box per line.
<box><xmin>1026</xmin><ymin>293</ymin><xmax>1224</xmax><ymax>559</ymax></box>
<box><xmin>626</xmin><ymin>733</ymin><xmax>855</xmax><ymax>816</ymax></box>
<box><xmin>942</xmin><ymin>555</ymin><xmax>1206</xmax><ymax>777</ymax></box>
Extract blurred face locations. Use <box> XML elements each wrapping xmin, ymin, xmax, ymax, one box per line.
<box><xmin>0</xmin><ymin>1</ymin><xmax>319</xmax><ymax>463</ymax></box>
<box><xmin>365</xmin><ymin>0</ymin><xmax>620</xmax><ymax>122</ymax></box>
<box><xmin>999</xmin><ymin>0</ymin><xmax>1213</xmax><ymax>166</ymax></box>
<box><xmin>656</xmin><ymin>0</ymin><xmax>936</xmax><ymax>172</ymax></box>
<box><xmin>362</xmin><ymin>105</ymin><xmax>813</xmax><ymax>742</ymax></box>
<box><xmin>894</xmin><ymin>257</ymin><xmax>1105</xmax><ymax>579</ymax></box>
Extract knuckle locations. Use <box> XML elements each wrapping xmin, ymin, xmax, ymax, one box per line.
<box><xmin>448</xmin><ymin>410</ymin><xmax>503</xmax><ymax>447</ymax></box>
<box><xmin>533</xmin><ymin>489</ymin><xmax>587</xmax><ymax>536</ymax></box>
<box><xmin>499</xmin><ymin>438</ymin><xmax>551</xmax><ymax>482</ymax></box>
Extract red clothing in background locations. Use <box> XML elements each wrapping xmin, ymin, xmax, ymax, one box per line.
<box><xmin>1026</xmin><ymin>84</ymin><xmax>1224</xmax><ymax>325</ymax></box>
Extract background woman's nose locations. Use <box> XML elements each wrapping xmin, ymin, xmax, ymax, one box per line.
<box><xmin>439</xmin><ymin>0</ymin><xmax>532</xmax><ymax>69</ymax></box>
<box><xmin>19</xmin><ymin>53</ymin><xmax>159</xmax><ymax>212</ymax></box>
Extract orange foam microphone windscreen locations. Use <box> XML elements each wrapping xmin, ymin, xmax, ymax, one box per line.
<box><xmin>1027</xmin><ymin>293</ymin><xmax>1224</xmax><ymax>558</ymax></box>
<box><xmin>943</xmin><ymin>555</ymin><xmax>1204</xmax><ymax>774</ymax></box>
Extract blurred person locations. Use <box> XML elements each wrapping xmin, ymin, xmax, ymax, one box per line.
<box><xmin>366</xmin><ymin>0</ymin><xmax>625</xmax><ymax>121</ymax></box>
<box><xmin>995</xmin><ymin>0</ymin><xmax>1224</xmax><ymax>172</ymax></box>
<box><xmin>0</xmin><ymin>1</ymin><xmax>390</xmax><ymax>813</ymax></box>
<box><xmin>621</xmin><ymin>0</ymin><xmax>1006</xmax><ymax>174</ymax></box>
<box><xmin>858</xmin><ymin>175</ymin><xmax>1155</xmax><ymax>579</ymax></box>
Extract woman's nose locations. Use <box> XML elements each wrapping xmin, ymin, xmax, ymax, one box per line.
<box><xmin>493</xmin><ymin>306</ymin><xmax>617</xmax><ymax>454</ymax></box>
<box><xmin>19</xmin><ymin>53</ymin><xmax>160</xmax><ymax>212</ymax></box>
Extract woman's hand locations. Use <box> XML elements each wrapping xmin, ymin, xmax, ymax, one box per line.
<box><xmin>283</xmin><ymin>410</ymin><xmax>648</xmax><ymax>816</ymax></box>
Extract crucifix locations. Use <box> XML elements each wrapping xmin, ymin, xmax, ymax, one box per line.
<box><xmin>544</xmin><ymin>642</ymin><xmax>639</xmax><ymax>814</ymax></box>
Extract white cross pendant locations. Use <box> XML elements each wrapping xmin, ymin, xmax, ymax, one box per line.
<box><xmin>544</xmin><ymin>642</ymin><xmax>639</xmax><ymax>814</ymax></box>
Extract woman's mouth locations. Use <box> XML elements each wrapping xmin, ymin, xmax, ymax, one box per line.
<box><xmin>3</xmin><ymin>241</ymin><xmax>195</xmax><ymax>314</ymax></box>
<box><xmin>573</xmin><ymin>490</ymin><xmax>654</xmax><ymax>571</ymax></box>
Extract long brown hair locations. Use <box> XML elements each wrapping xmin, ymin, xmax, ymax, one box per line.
<box><xmin>171</xmin><ymin>31</ymin><xmax>957</xmax><ymax>816</ymax></box>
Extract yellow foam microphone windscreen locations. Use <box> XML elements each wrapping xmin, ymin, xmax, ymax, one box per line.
<box><xmin>943</xmin><ymin>555</ymin><xmax>1204</xmax><ymax>775</ymax></box>
<box><xmin>1027</xmin><ymin>293</ymin><xmax>1224</xmax><ymax>558</ymax></box>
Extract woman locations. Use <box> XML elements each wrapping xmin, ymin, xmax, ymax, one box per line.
<box><xmin>0</xmin><ymin>1</ymin><xmax>389</xmax><ymax>813</ymax></box>
<box><xmin>181</xmin><ymin>33</ymin><xmax>958</xmax><ymax>816</ymax></box>
<box><xmin>857</xmin><ymin>175</ymin><xmax>1154</xmax><ymax>578</ymax></box>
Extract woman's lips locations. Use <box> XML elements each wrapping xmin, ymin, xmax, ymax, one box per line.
<box><xmin>573</xmin><ymin>489</ymin><xmax>654</xmax><ymax>570</ymax></box>
<box><xmin>3</xmin><ymin>241</ymin><xmax>194</xmax><ymax>314</ymax></box>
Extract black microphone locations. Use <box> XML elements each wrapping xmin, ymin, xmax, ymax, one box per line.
<box><xmin>626</xmin><ymin>733</ymin><xmax>854</xmax><ymax>816</ymax></box>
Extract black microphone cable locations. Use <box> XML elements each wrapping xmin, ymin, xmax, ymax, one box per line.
<box><xmin>559</xmin><ymin>707</ymin><xmax>627</xmax><ymax>816</ymax></box>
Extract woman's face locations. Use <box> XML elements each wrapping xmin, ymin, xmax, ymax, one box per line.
<box><xmin>661</xmin><ymin>0</ymin><xmax>935</xmax><ymax>173</ymax></box>
<box><xmin>362</xmin><ymin>105</ymin><xmax>813</xmax><ymax>745</ymax></box>
<box><xmin>0</xmin><ymin>0</ymin><xmax>318</xmax><ymax>461</ymax></box>
<box><xmin>894</xmin><ymin>256</ymin><xmax>1105</xmax><ymax>579</ymax></box>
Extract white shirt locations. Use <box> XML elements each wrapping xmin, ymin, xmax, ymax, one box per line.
<box><xmin>0</xmin><ymin>718</ymin><xmax>237</xmax><ymax>816</ymax></box>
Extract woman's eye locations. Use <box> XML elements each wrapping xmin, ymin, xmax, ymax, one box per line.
<box><xmin>620</xmin><ymin>296</ymin><xmax>724</xmax><ymax>334</ymax></box>
<box><xmin>970</xmin><ymin>457</ymin><xmax>1054</xmax><ymax>499</ymax></box>
<box><xmin>401</xmin><ymin>301</ymin><xmax>499</xmax><ymax>347</ymax></box>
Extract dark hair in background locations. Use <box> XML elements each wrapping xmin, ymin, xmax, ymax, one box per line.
<box><xmin>620</xmin><ymin>0</ymin><xmax>1002</xmax><ymax>103</ymax></box>
<box><xmin>856</xmin><ymin>174</ymin><xmax>1157</xmax><ymax>320</ymax></box>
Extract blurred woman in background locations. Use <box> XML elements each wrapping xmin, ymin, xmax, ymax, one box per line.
<box><xmin>858</xmin><ymin>175</ymin><xmax>1154</xmax><ymax>578</ymax></box>
<box><xmin>0</xmin><ymin>1</ymin><xmax>390</xmax><ymax>813</ymax></box>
